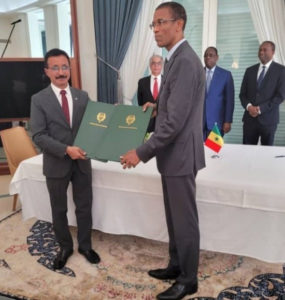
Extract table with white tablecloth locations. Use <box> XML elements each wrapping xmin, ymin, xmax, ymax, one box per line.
<box><xmin>9</xmin><ymin>144</ymin><xmax>285</xmax><ymax>262</ymax></box>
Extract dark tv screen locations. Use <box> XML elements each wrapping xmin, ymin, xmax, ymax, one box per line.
<box><xmin>0</xmin><ymin>61</ymin><xmax>50</xmax><ymax>118</ymax></box>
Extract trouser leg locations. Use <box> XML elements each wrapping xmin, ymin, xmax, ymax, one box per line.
<box><xmin>162</xmin><ymin>174</ymin><xmax>200</xmax><ymax>285</ymax></box>
<box><xmin>71</xmin><ymin>161</ymin><xmax>93</xmax><ymax>250</ymax></box>
<box><xmin>46</xmin><ymin>175</ymin><xmax>73</xmax><ymax>249</ymax></box>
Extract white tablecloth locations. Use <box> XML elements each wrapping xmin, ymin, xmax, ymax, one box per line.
<box><xmin>10</xmin><ymin>144</ymin><xmax>285</xmax><ymax>262</ymax></box>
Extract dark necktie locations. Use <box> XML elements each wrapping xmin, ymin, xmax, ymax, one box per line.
<box><xmin>257</xmin><ymin>65</ymin><xmax>266</xmax><ymax>89</ymax></box>
<box><xmin>153</xmin><ymin>77</ymin><xmax>158</xmax><ymax>100</ymax></box>
<box><xmin>60</xmin><ymin>90</ymin><xmax>70</xmax><ymax>125</ymax></box>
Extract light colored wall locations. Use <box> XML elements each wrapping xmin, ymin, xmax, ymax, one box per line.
<box><xmin>0</xmin><ymin>14</ymin><xmax>30</xmax><ymax>57</ymax></box>
<box><xmin>76</xmin><ymin>0</ymin><xmax>97</xmax><ymax>101</ymax></box>
<box><xmin>0</xmin><ymin>1</ymin><xmax>97</xmax><ymax>98</ymax></box>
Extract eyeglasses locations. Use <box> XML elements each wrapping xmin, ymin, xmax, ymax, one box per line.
<box><xmin>151</xmin><ymin>61</ymin><xmax>162</xmax><ymax>66</ymax></box>
<box><xmin>48</xmin><ymin>65</ymin><xmax>70</xmax><ymax>72</ymax></box>
<box><xmin>149</xmin><ymin>19</ymin><xmax>176</xmax><ymax>30</ymax></box>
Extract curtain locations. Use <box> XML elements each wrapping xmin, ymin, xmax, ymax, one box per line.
<box><xmin>247</xmin><ymin>0</ymin><xmax>285</xmax><ymax>64</ymax></box>
<box><xmin>93</xmin><ymin>0</ymin><xmax>142</xmax><ymax>103</ymax></box>
<box><xmin>120</xmin><ymin>0</ymin><xmax>163</xmax><ymax>105</ymax></box>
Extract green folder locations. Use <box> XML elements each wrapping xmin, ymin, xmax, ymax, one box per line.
<box><xmin>74</xmin><ymin>101</ymin><xmax>152</xmax><ymax>162</ymax></box>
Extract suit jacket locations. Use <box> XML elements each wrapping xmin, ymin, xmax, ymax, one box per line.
<box><xmin>204</xmin><ymin>66</ymin><xmax>234</xmax><ymax>131</ymax></box>
<box><xmin>137</xmin><ymin>75</ymin><xmax>160</xmax><ymax>132</ymax></box>
<box><xmin>30</xmin><ymin>85</ymin><xmax>91</xmax><ymax>178</ymax></box>
<box><xmin>137</xmin><ymin>41</ymin><xmax>205</xmax><ymax>176</ymax></box>
<box><xmin>239</xmin><ymin>61</ymin><xmax>285</xmax><ymax>125</ymax></box>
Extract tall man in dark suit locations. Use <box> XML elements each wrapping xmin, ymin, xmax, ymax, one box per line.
<box><xmin>137</xmin><ymin>55</ymin><xmax>163</xmax><ymax>132</ymax></box>
<box><xmin>240</xmin><ymin>41</ymin><xmax>285</xmax><ymax>145</ymax></box>
<box><xmin>121</xmin><ymin>2</ymin><xmax>205</xmax><ymax>299</ymax></box>
<box><xmin>203</xmin><ymin>46</ymin><xmax>234</xmax><ymax>140</ymax></box>
<box><xmin>30</xmin><ymin>48</ymin><xmax>100</xmax><ymax>270</ymax></box>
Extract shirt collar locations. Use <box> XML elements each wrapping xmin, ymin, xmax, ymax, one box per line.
<box><xmin>151</xmin><ymin>74</ymin><xmax>161</xmax><ymax>80</ymax></box>
<box><xmin>166</xmin><ymin>38</ymin><xmax>186</xmax><ymax>61</ymax></box>
<box><xmin>260</xmin><ymin>60</ymin><xmax>273</xmax><ymax>69</ymax></box>
<box><xmin>206</xmin><ymin>66</ymin><xmax>216</xmax><ymax>73</ymax></box>
<box><xmin>51</xmin><ymin>83</ymin><xmax>71</xmax><ymax>96</ymax></box>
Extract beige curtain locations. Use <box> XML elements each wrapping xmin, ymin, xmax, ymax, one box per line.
<box><xmin>247</xmin><ymin>0</ymin><xmax>285</xmax><ymax>64</ymax></box>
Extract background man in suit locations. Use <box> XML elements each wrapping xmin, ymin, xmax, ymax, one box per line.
<box><xmin>30</xmin><ymin>48</ymin><xmax>100</xmax><ymax>270</ymax></box>
<box><xmin>203</xmin><ymin>46</ymin><xmax>234</xmax><ymax>140</ymax></box>
<box><xmin>120</xmin><ymin>2</ymin><xmax>205</xmax><ymax>299</ymax></box>
<box><xmin>137</xmin><ymin>54</ymin><xmax>163</xmax><ymax>132</ymax></box>
<box><xmin>240</xmin><ymin>41</ymin><xmax>285</xmax><ymax>145</ymax></box>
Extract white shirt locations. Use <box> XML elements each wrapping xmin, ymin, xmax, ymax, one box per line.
<box><xmin>257</xmin><ymin>60</ymin><xmax>272</xmax><ymax>80</ymax></box>
<box><xmin>150</xmin><ymin>74</ymin><xmax>162</xmax><ymax>95</ymax></box>
<box><xmin>51</xmin><ymin>83</ymin><xmax>73</xmax><ymax>127</ymax></box>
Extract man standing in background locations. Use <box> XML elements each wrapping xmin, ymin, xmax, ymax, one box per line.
<box><xmin>137</xmin><ymin>54</ymin><xmax>163</xmax><ymax>132</ymax></box>
<box><xmin>240</xmin><ymin>41</ymin><xmax>285</xmax><ymax>145</ymax></box>
<box><xmin>203</xmin><ymin>46</ymin><xmax>234</xmax><ymax>140</ymax></box>
<box><xmin>121</xmin><ymin>2</ymin><xmax>205</xmax><ymax>299</ymax></box>
<box><xmin>30</xmin><ymin>48</ymin><xmax>100</xmax><ymax>270</ymax></box>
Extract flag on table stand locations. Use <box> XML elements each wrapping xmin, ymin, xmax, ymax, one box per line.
<box><xmin>205</xmin><ymin>124</ymin><xmax>224</xmax><ymax>153</ymax></box>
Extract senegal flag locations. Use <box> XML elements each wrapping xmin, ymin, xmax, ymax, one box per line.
<box><xmin>205</xmin><ymin>124</ymin><xmax>224</xmax><ymax>153</ymax></box>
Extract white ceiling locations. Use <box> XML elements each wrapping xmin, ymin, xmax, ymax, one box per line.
<box><xmin>0</xmin><ymin>0</ymin><xmax>68</xmax><ymax>14</ymax></box>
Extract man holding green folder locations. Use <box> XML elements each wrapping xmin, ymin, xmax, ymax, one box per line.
<box><xmin>120</xmin><ymin>2</ymin><xmax>205</xmax><ymax>300</ymax></box>
<box><xmin>30</xmin><ymin>48</ymin><xmax>100</xmax><ymax>270</ymax></box>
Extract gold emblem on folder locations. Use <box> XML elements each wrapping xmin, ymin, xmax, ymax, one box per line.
<box><xmin>126</xmin><ymin>115</ymin><xmax>135</xmax><ymax>126</ymax></box>
<box><xmin>97</xmin><ymin>112</ymin><xmax>106</xmax><ymax>123</ymax></box>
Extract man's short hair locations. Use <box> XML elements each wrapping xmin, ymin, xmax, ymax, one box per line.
<box><xmin>261</xmin><ymin>41</ymin><xmax>275</xmax><ymax>52</ymax></box>
<box><xmin>205</xmin><ymin>47</ymin><xmax>218</xmax><ymax>56</ymax></box>
<box><xmin>156</xmin><ymin>2</ymin><xmax>187</xmax><ymax>31</ymax></box>
<box><xmin>149</xmin><ymin>54</ymin><xmax>163</xmax><ymax>66</ymax></box>
<box><xmin>44</xmin><ymin>48</ymin><xmax>70</xmax><ymax>68</ymax></box>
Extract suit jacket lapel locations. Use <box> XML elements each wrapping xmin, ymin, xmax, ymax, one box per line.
<box><xmin>209</xmin><ymin>66</ymin><xmax>221</xmax><ymax>93</ymax></box>
<box><xmin>162</xmin><ymin>41</ymin><xmax>187</xmax><ymax>89</ymax></box>
<box><xmin>70</xmin><ymin>87</ymin><xmax>80</xmax><ymax>130</ymax></box>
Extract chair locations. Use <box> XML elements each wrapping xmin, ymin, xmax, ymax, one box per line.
<box><xmin>0</xmin><ymin>126</ymin><xmax>38</xmax><ymax>211</ymax></box>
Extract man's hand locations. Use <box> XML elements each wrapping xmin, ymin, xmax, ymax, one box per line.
<box><xmin>120</xmin><ymin>149</ymin><xmax>141</xmax><ymax>169</ymax></box>
<box><xmin>248</xmin><ymin>105</ymin><xmax>259</xmax><ymax>118</ymax></box>
<box><xmin>66</xmin><ymin>146</ymin><xmax>87</xmax><ymax>160</ymax></box>
<box><xmin>142</xmin><ymin>102</ymin><xmax>157</xmax><ymax>118</ymax></box>
<box><xmin>223</xmin><ymin>122</ymin><xmax>231</xmax><ymax>134</ymax></box>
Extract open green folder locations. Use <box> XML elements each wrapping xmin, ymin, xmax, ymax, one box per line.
<box><xmin>74</xmin><ymin>101</ymin><xmax>152</xmax><ymax>162</ymax></box>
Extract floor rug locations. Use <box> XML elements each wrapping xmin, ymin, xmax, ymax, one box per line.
<box><xmin>0</xmin><ymin>211</ymin><xmax>284</xmax><ymax>299</ymax></box>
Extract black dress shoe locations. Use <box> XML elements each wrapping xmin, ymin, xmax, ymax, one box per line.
<box><xmin>78</xmin><ymin>248</ymin><xmax>101</xmax><ymax>264</ymax></box>
<box><xmin>53</xmin><ymin>248</ymin><xmax>73</xmax><ymax>270</ymax></box>
<box><xmin>148</xmin><ymin>267</ymin><xmax>181</xmax><ymax>280</ymax></box>
<box><xmin>156</xmin><ymin>281</ymin><xmax>198</xmax><ymax>300</ymax></box>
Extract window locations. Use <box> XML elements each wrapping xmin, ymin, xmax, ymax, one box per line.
<box><xmin>217</xmin><ymin>0</ymin><xmax>259</xmax><ymax>144</ymax></box>
<box><xmin>180</xmin><ymin>0</ymin><xmax>204</xmax><ymax>58</ymax></box>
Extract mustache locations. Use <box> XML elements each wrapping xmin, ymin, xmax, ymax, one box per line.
<box><xmin>55</xmin><ymin>75</ymin><xmax>67</xmax><ymax>79</ymax></box>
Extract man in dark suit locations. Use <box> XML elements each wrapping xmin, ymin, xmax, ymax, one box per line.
<box><xmin>30</xmin><ymin>48</ymin><xmax>100</xmax><ymax>270</ymax></box>
<box><xmin>137</xmin><ymin>55</ymin><xmax>163</xmax><ymax>132</ymax></box>
<box><xmin>203</xmin><ymin>46</ymin><xmax>235</xmax><ymax>140</ymax></box>
<box><xmin>240</xmin><ymin>41</ymin><xmax>285</xmax><ymax>145</ymax></box>
<box><xmin>121</xmin><ymin>2</ymin><xmax>205</xmax><ymax>299</ymax></box>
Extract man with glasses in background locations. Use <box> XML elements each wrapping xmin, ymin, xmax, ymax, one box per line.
<box><xmin>30</xmin><ymin>48</ymin><xmax>100</xmax><ymax>270</ymax></box>
<box><xmin>137</xmin><ymin>54</ymin><xmax>163</xmax><ymax>132</ymax></box>
<box><xmin>121</xmin><ymin>2</ymin><xmax>205</xmax><ymax>299</ymax></box>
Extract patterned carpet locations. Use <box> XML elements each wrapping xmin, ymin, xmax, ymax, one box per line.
<box><xmin>0</xmin><ymin>211</ymin><xmax>284</xmax><ymax>299</ymax></box>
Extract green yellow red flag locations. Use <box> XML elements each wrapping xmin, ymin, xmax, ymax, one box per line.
<box><xmin>205</xmin><ymin>124</ymin><xmax>224</xmax><ymax>153</ymax></box>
